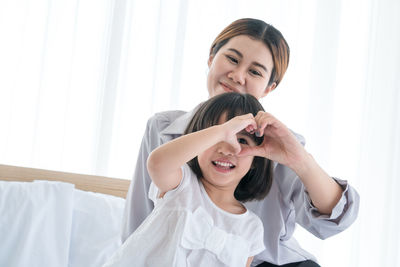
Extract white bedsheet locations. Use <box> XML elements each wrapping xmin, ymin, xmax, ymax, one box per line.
<box><xmin>0</xmin><ymin>180</ymin><xmax>125</xmax><ymax>267</ymax></box>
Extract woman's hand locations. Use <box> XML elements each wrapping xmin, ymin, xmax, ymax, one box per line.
<box><xmin>238</xmin><ymin>111</ymin><xmax>344</xmax><ymax>214</ymax></box>
<box><xmin>239</xmin><ymin>111</ymin><xmax>308</xmax><ymax>172</ymax></box>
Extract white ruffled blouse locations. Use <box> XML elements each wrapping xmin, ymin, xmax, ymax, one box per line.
<box><xmin>104</xmin><ymin>164</ymin><xmax>265</xmax><ymax>267</ymax></box>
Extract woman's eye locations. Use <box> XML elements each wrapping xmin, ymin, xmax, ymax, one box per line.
<box><xmin>250</xmin><ymin>69</ymin><xmax>262</xmax><ymax>76</ymax></box>
<box><xmin>238</xmin><ymin>138</ymin><xmax>248</xmax><ymax>145</ymax></box>
<box><xmin>226</xmin><ymin>55</ymin><xmax>238</xmax><ymax>64</ymax></box>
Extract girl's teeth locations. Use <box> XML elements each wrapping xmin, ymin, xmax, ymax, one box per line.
<box><xmin>214</xmin><ymin>161</ymin><xmax>233</xmax><ymax>168</ymax></box>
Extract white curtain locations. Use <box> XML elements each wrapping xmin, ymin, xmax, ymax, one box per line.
<box><xmin>0</xmin><ymin>0</ymin><xmax>399</xmax><ymax>266</ymax></box>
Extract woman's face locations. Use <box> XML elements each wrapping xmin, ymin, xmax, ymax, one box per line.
<box><xmin>207</xmin><ymin>35</ymin><xmax>276</xmax><ymax>100</ymax></box>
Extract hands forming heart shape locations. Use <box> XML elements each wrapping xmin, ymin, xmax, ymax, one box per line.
<box><xmin>221</xmin><ymin>111</ymin><xmax>308</xmax><ymax>170</ymax></box>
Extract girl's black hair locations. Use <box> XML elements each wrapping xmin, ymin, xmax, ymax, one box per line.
<box><xmin>184</xmin><ymin>92</ymin><xmax>273</xmax><ymax>202</ymax></box>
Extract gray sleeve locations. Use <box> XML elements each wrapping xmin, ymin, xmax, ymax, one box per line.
<box><xmin>295</xmin><ymin>177</ymin><xmax>360</xmax><ymax>239</ymax></box>
<box><xmin>278</xmin><ymin>163</ymin><xmax>360</xmax><ymax>240</ymax></box>
<box><xmin>281</xmin><ymin>131</ymin><xmax>360</xmax><ymax>240</ymax></box>
<box><xmin>120</xmin><ymin>114</ymin><xmax>169</xmax><ymax>243</ymax></box>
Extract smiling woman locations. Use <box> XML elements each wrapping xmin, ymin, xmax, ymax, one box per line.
<box><xmin>207</xmin><ymin>31</ymin><xmax>288</xmax><ymax>99</ymax></box>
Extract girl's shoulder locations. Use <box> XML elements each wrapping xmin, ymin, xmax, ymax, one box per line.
<box><xmin>244</xmin><ymin>209</ymin><xmax>264</xmax><ymax>231</ymax></box>
<box><xmin>241</xmin><ymin>211</ymin><xmax>265</xmax><ymax>256</ymax></box>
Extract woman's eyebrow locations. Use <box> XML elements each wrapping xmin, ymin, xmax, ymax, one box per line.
<box><xmin>253</xmin><ymin>62</ymin><xmax>267</xmax><ymax>73</ymax></box>
<box><xmin>227</xmin><ymin>48</ymin><xmax>268</xmax><ymax>73</ymax></box>
<box><xmin>228</xmin><ymin>48</ymin><xmax>243</xmax><ymax>58</ymax></box>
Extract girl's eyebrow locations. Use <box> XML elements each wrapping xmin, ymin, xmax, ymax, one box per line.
<box><xmin>227</xmin><ymin>48</ymin><xmax>268</xmax><ymax>73</ymax></box>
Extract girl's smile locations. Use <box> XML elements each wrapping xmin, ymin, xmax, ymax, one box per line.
<box><xmin>212</xmin><ymin>158</ymin><xmax>236</xmax><ymax>173</ymax></box>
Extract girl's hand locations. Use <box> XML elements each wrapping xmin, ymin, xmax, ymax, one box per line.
<box><xmin>220</xmin><ymin>113</ymin><xmax>257</xmax><ymax>154</ymax></box>
<box><xmin>239</xmin><ymin>111</ymin><xmax>308</xmax><ymax>171</ymax></box>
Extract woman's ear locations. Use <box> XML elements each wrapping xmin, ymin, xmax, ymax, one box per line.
<box><xmin>208</xmin><ymin>55</ymin><xmax>214</xmax><ymax>67</ymax></box>
<box><xmin>262</xmin><ymin>82</ymin><xmax>277</xmax><ymax>98</ymax></box>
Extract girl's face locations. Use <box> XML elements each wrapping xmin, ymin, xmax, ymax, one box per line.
<box><xmin>207</xmin><ymin>35</ymin><xmax>276</xmax><ymax>100</ymax></box>
<box><xmin>197</xmin><ymin>116</ymin><xmax>257</xmax><ymax>190</ymax></box>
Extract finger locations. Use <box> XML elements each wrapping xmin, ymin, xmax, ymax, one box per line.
<box><xmin>228</xmin><ymin>114</ymin><xmax>256</xmax><ymax>134</ymax></box>
<box><xmin>239</xmin><ymin>118</ymin><xmax>257</xmax><ymax>134</ymax></box>
<box><xmin>255</xmin><ymin>118</ymin><xmax>272</xmax><ymax>137</ymax></box>
<box><xmin>255</xmin><ymin>112</ymin><xmax>277</xmax><ymax>137</ymax></box>
<box><xmin>238</xmin><ymin>146</ymin><xmax>265</xmax><ymax>158</ymax></box>
<box><xmin>243</xmin><ymin>114</ymin><xmax>257</xmax><ymax>128</ymax></box>
<box><xmin>225</xmin><ymin>135</ymin><xmax>242</xmax><ymax>154</ymax></box>
<box><xmin>232</xmin><ymin>143</ymin><xmax>242</xmax><ymax>155</ymax></box>
<box><xmin>245</xmin><ymin>124</ymin><xmax>256</xmax><ymax>133</ymax></box>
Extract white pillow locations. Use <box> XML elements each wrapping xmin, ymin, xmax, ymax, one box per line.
<box><xmin>0</xmin><ymin>180</ymin><xmax>75</xmax><ymax>267</ymax></box>
<box><xmin>68</xmin><ymin>189</ymin><xmax>125</xmax><ymax>267</ymax></box>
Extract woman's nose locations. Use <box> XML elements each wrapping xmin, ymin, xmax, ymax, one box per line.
<box><xmin>227</xmin><ymin>68</ymin><xmax>246</xmax><ymax>85</ymax></box>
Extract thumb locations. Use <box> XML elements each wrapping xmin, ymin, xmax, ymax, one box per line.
<box><xmin>226</xmin><ymin>136</ymin><xmax>241</xmax><ymax>155</ymax></box>
<box><xmin>238</xmin><ymin>146</ymin><xmax>263</xmax><ymax>157</ymax></box>
<box><xmin>232</xmin><ymin>143</ymin><xmax>242</xmax><ymax>155</ymax></box>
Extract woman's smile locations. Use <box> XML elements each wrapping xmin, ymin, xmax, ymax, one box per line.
<box><xmin>219</xmin><ymin>81</ymin><xmax>240</xmax><ymax>93</ymax></box>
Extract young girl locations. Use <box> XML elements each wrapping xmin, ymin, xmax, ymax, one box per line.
<box><xmin>104</xmin><ymin>92</ymin><xmax>273</xmax><ymax>267</ymax></box>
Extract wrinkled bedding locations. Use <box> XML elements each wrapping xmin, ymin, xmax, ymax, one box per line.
<box><xmin>0</xmin><ymin>180</ymin><xmax>124</xmax><ymax>267</ymax></box>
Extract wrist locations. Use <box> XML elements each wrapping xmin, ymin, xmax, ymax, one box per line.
<box><xmin>290</xmin><ymin>151</ymin><xmax>316</xmax><ymax>177</ymax></box>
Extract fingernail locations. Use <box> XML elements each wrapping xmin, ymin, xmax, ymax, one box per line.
<box><xmin>255</xmin><ymin>131</ymin><xmax>261</xmax><ymax>137</ymax></box>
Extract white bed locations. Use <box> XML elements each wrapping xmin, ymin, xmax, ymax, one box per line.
<box><xmin>0</xmin><ymin>164</ymin><xmax>130</xmax><ymax>267</ymax></box>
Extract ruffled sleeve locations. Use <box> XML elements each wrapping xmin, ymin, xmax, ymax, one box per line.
<box><xmin>148</xmin><ymin>164</ymin><xmax>192</xmax><ymax>206</ymax></box>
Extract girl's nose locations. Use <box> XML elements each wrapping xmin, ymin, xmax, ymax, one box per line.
<box><xmin>227</xmin><ymin>68</ymin><xmax>246</xmax><ymax>85</ymax></box>
<box><xmin>217</xmin><ymin>142</ymin><xmax>238</xmax><ymax>156</ymax></box>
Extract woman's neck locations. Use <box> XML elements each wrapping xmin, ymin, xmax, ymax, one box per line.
<box><xmin>200</xmin><ymin>179</ymin><xmax>246</xmax><ymax>214</ymax></box>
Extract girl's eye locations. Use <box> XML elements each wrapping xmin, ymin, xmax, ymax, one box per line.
<box><xmin>238</xmin><ymin>138</ymin><xmax>249</xmax><ymax>145</ymax></box>
<box><xmin>226</xmin><ymin>55</ymin><xmax>238</xmax><ymax>64</ymax></box>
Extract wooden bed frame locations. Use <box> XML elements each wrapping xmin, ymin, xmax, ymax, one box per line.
<box><xmin>0</xmin><ymin>164</ymin><xmax>130</xmax><ymax>198</ymax></box>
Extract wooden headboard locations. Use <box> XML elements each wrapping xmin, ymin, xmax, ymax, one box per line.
<box><xmin>0</xmin><ymin>164</ymin><xmax>130</xmax><ymax>198</ymax></box>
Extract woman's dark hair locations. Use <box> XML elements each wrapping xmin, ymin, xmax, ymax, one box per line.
<box><xmin>184</xmin><ymin>92</ymin><xmax>273</xmax><ymax>202</ymax></box>
<box><xmin>210</xmin><ymin>18</ymin><xmax>290</xmax><ymax>87</ymax></box>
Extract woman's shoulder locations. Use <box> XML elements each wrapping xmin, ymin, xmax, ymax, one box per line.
<box><xmin>146</xmin><ymin>110</ymin><xmax>187</xmax><ymax>132</ymax></box>
<box><xmin>149</xmin><ymin>110</ymin><xmax>187</xmax><ymax>124</ymax></box>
